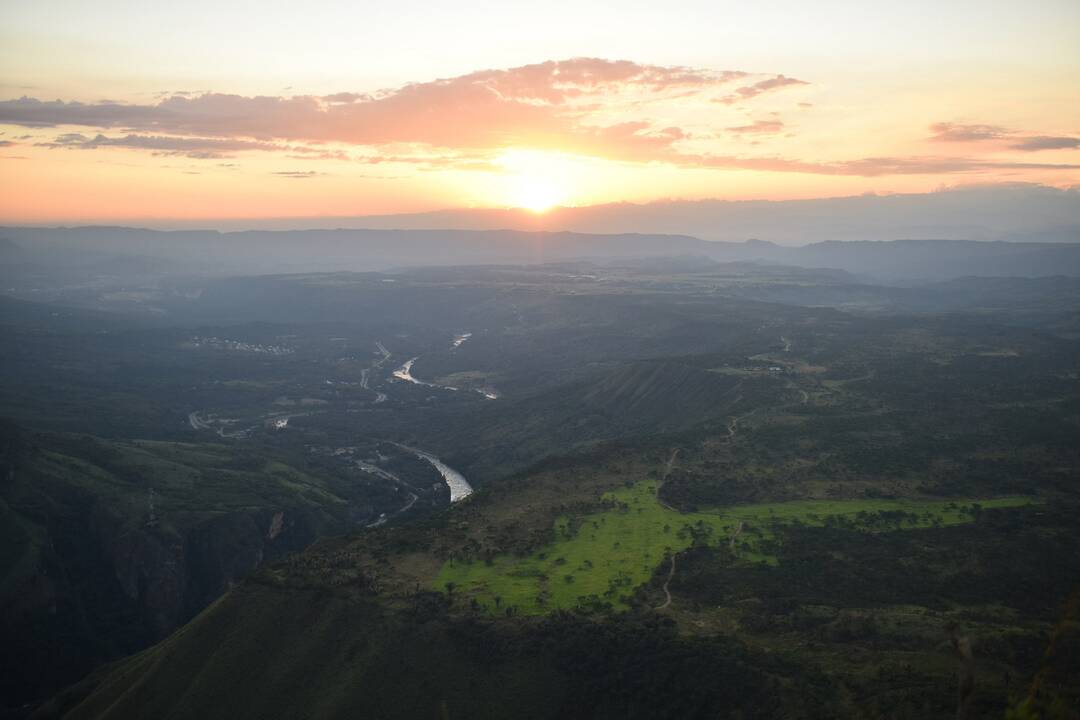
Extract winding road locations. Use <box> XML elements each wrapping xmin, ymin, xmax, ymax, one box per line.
<box><xmin>655</xmin><ymin>448</ymin><xmax>680</xmax><ymax>511</ymax></box>
<box><xmin>654</xmin><ymin>449</ymin><xmax>680</xmax><ymax>610</ymax></box>
<box><xmin>357</xmin><ymin>460</ymin><xmax>420</xmax><ymax>528</ymax></box>
<box><xmin>655</xmin><ymin>554</ymin><xmax>677</xmax><ymax>610</ymax></box>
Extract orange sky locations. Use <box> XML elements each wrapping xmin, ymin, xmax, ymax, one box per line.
<box><xmin>1</xmin><ymin>1</ymin><xmax>1079</xmax><ymax>223</ymax></box>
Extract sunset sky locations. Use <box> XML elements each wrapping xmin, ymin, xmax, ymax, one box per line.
<box><xmin>2</xmin><ymin>0</ymin><xmax>1079</xmax><ymax>224</ymax></box>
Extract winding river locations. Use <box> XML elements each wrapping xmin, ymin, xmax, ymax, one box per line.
<box><xmin>391</xmin><ymin>442</ymin><xmax>474</xmax><ymax>502</ymax></box>
<box><xmin>391</xmin><ymin>352</ymin><xmax>497</xmax><ymax>400</ymax></box>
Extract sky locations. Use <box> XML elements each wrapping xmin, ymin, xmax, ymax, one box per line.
<box><xmin>1</xmin><ymin>0</ymin><xmax>1079</xmax><ymax>224</ymax></box>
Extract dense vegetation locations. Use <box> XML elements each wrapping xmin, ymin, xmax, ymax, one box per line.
<box><xmin>1</xmin><ymin>254</ymin><xmax>1078</xmax><ymax>718</ymax></box>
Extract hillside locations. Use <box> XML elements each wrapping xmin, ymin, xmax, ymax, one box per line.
<box><xmin>580</xmin><ymin>361</ymin><xmax>742</xmax><ymax>429</ymax></box>
<box><xmin>31</xmin><ymin>436</ymin><xmax>1080</xmax><ymax>720</ymax></box>
<box><xmin>34</xmin><ymin>578</ymin><xmax>803</xmax><ymax>720</ymax></box>
<box><xmin>0</xmin><ymin>423</ymin><xmax>405</xmax><ymax>708</ymax></box>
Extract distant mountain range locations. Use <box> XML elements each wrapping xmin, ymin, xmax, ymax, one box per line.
<box><xmin>3</xmin><ymin>224</ymin><xmax>1080</xmax><ymax>283</ymax></box>
<box><xmin>83</xmin><ymin>184</ymin><xmax>1080</xmax><ymax>245</ymax></box>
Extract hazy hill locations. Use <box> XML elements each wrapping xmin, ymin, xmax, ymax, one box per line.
<box><xmin>157</xmin><ymin>184</ymin><xmax>1080</xmax><ymax>244</ymax></box>
<box><xmin>4</xmin><ymin>226</ymin><xmax>1080</xmax><ymax>283</ymax></box>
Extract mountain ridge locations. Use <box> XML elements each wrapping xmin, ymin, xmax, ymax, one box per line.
<box><xmin>4</xmin><ymin>226</ymin><xmax>1080</xmax><ymax>282</ymax></box>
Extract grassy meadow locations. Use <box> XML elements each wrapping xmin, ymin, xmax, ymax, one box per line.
<box><xmin>436</xmin><ymin>481</ymin><xmax>1035</xmax><ymax>615</ymax></box>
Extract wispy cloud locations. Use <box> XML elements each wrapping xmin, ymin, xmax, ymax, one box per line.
<box><xmin>1009</xmin><ymin>136</ymin><xmax>1080</xmax><ymax>152</ymax></box>
<box><xmin>35</xmin><ymin>132</ymin><xmax>286</xmax><ymax>158</ymax></box>
<box><xmin>930</xmin><ymin>122</ymin><xmax>1079</xmax><ymax>152</ymax></box>
<box><xmin>726</xmin><ymin>120</ymin><xmax>785</xmax><ymax>134</ymax></box>
<box><xmin>271</xmin><ymin>170</ymin><xmax>322</xmax><ymax>179</ymax></box>
<box><xmin>715</xmin><ymin>75</ymin><xmax>808</xmax><ymax>105</ymax></box>
<box><xmin>684</xmin><ymin>153</ymin><xmax>1080</xmax><ymax>176</ymax></box>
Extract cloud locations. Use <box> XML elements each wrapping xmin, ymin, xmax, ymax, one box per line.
<box><xmin>272</xmin><ymin>170</ymin><xmax>321</xmax><ymax>179</ymax></box>
<box><xmin>930</xmin><ymin>121</ymin><xmax>1079</xmax><ymax>152</ymax></box>
<box><xmin>0</xmin><ymin>97</ymin><xmax>164</xmax><ymax>128</ymax></box>
<box><xmin>683</xmin><ymin>153</ymin><xmax>1080</xmax><ymax>176</ymax></box>
<box><xmin>0</xmin><ymin>140</ymin><xmax>14</xmax><ymax>147</ymax></box>
<box><xmin>4</xmin><ymin>61</ymin><xmax>1074</xmax><ymax>179</ymax></box>
<box><xmin>35</xmin><ymin>132</ymin><xmax>285</xmax><ymax>158</ymax></box>
<box><xmin>0</xmin><ymin>59</ymin><xmax>762</xmax><ymax>163</ymax></box>
<box><xmin>1009</xmin><ymin>136</ymin><xmax>1080</xmax><ymax>151</ymax></box>
<box><xmin>715</xmin><ymin>74</ymin><xmax>808</xmax><ymax>104</ymax></box>
<box><xmin>726</xmin><ymin>120</ymin><xmax>784</xmax><ymax>134</ymax></box>
<box><xmin>928</xmin><ymin>122</ymin><xmax>1007</xmax><ymax>142</ymax></box>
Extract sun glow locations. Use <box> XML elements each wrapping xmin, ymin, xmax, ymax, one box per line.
<box><xmin>512</xmin><ymin>177</ymin><xmax>563</xmax><ymax>213</ymax></box>
<box><xmin>497</xmin><ymin>149</ymin><xmax>577</xmax><ymax>212</ymax></box>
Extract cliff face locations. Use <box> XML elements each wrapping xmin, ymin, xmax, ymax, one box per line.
<box><xmin>0</xmin><ymin>424</ymin><xmax>345</xmax><ymax>713</ymax></box>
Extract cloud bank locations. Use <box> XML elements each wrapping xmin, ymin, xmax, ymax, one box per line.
<box><xmin>2</xmin><ymin>60</ymin><xmax>1076</xmax><ymax>177</ymax></box>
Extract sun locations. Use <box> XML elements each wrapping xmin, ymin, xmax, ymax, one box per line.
<box><xmin>513</xmin><ymin>177</ymin><xmax>563</xmax><ymax>213</ymax></box>
<box><xmin>496</xmin><ymin>150</ymin><xmax>574</xmax><ymax>213</ymax></box>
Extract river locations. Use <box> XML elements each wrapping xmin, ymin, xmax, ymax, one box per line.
<box><xmin>391</xmin><ymin>442</ymin><xmax>474</xmax><ymax>502</ymax></box>
<box><xmin>391</xmin><ymin>354</ymin><xmax>497</xmax><ymax>400</ymax></box>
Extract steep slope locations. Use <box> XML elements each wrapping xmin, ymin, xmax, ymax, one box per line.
<box><xmin>34</xmin><ymin>581</ymin><xmax>790</xmax><ymax>720</ymax></box>
<box><xmin>0</xmin><ymin>422</ymin><xmax>395</xmax><ymax>711</ymax></box>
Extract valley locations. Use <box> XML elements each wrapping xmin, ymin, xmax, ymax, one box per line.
<box><xmin>2</xmin><ymin>250</ymin><xmax>1079</xmax><ymax>718</ymax></box>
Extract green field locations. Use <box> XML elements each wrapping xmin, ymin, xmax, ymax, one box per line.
<box><xmin>436</xmin><ymin>481</ymin><xmax>1034</xmax><ymax>615</ymax></box>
